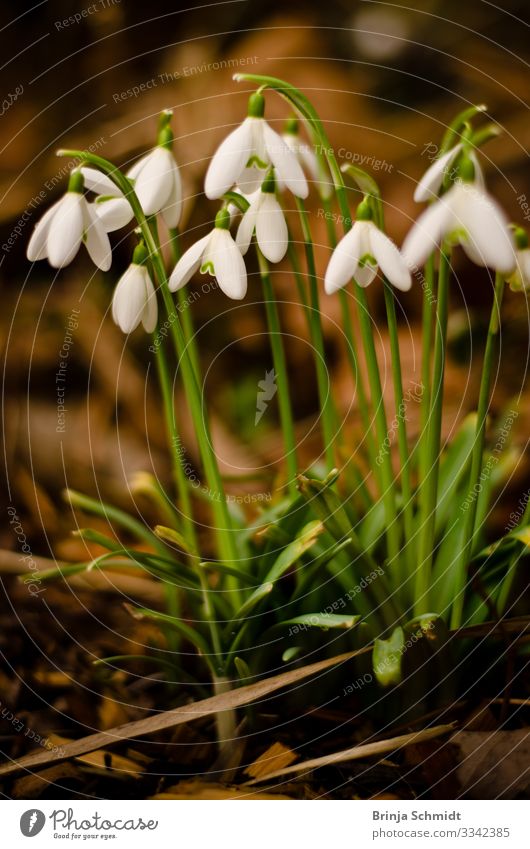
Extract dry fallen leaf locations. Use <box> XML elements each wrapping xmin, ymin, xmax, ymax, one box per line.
<box><xmin>453</xmin><ymin>729</ymin><xmax>530</xmax><ymax>798</ymax></box>
<box><xmin>246</xmin><ymin>742</ymin><xmax>298</xmax><ymax>780</ymax></box>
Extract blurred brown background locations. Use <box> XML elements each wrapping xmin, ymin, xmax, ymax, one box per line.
<box><xmin>1</xmin><ymin>0</ymin><xmax>530</xmax><ymax>556</ymax></box>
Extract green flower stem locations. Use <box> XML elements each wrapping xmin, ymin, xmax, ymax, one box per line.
<box><xmin>417</xmin><ymin>254</ymin><xmax>436</xmax><ymax>474</ymax></box>
<box><xmin>450</xmin><ymin>272</ymin><xmax>505</xmax><ymax>629</ymax></box>
<box><xmin>294</xmin><ymin>197</ymin><xmax>337</xmax><ymax>470</ymax></box>
<box><xmin>355</xmin><ymin>286</ymin><xmax>402</xmax><ymax>567</ymax></box>
<box><xmin>383</xmin><ymin>281</ymin><xmax>415</xmax><ymax>590</ymax></box>
<box><xmin>168</xmin><ymin>227</ymin><xmax>201</xmax><ymax>381</ymax></box>
<box><xmin>257</xmin><ymin>249</ymin><xmax>298</xmax><ymax>494</ymax></box>
<box><xmin>152</xmin><ymin>335</ymin><xmax>198</xmax><ymax>554</ymax></box>
<box><xmin>58</xmin><ymin>150</ymin><xmax>238</xmax><ymax>574</ymax></box>
<box><xmin>287</xmin><ymin>232</ymin><xmax>309</xmax><ymax>310</ymax></box>
<box><xmin>415</xmin><ymin>249</ymin><xmax>451</xmax><ymax>616</ymax></box>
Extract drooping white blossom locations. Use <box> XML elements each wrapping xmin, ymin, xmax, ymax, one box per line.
<box><xmin>403</xmin><ymin>164</ymin><xmax>515</xmax><ymax>274</ymax></box>
<box><xmin>236</xmin><ymin>174</ymin><xmax>288</xmax><ymax>263</ymax></box>
<box><xmin>112</xmin><ymin>257</ymin><xmax>158</xmax><ymax>334</ymax></box>
<box><xmin>169</xmin><ymin>209</ymin><xmax>247</xmax><ymax>300</ymax></box>
<box><xmin>204</xmin><ymin>92</ymin><xmax>308</xmax><ymax>200</ymax></box>
<box><xmin>325</xmin><ymin>202</ymin><xmax>411</xmax><ymax>294</ymax></box>
<box><xmin>27</xmin><ymin>170</ymin><xmax>112</xmax><ymax>270</ymax></box>
<box><xmin>127</xmin><ymin>145</ymin><xmax>182</xmax><ymax>227</ymax></box>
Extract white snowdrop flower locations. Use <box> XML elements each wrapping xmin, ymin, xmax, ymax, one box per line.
<box><xmin>80</xmin><ymin>166</ymin><xmax>134</xmax><ymax>233</ymax></box>
<box><xmin>414</xmin><ymin>143</ymin><xmax>484</xmax><ymax>203</ymax></box>
<box><xmin>27</xmin><ymin>170</ymin><xmax>112</xmax><ymax>270</ymax></box>
<box><xmin>280</xmin><ymin>118</ymin><xmax>333</xmax><ymax>199</ymax></box>
<box><xmin>325</xmin><ymin>200</ymin><xmax>411</xmax><ymax>295</ymax></box>
<box><xmin>169</xmin><ymin>208</ymin><xmax>247</xmax><ymax>300</ymax></box>
<box><xmin>204</xmin><ymin>92</ymin><xmax>308</xmax><ymax>200</ymax></box>
<box><xmin>127</xmin><ymin>116</ymin><xmax>182</xmax><ymax>227</ymax></box>
<box><xmin>507</xmin><ymin>228</ymin><xmax>530</xmax><ymax>292</ymax></box>
<box><xmin>403</xmin><ymin>157</ymin><xmax>516</xmax><ymax>274</ymax></box>
<box><xmin>111</xmin><ymin>244</ymin><xmax>158</xmax><ymax>334</ymax></box>
<box><xmin>236</xmin><ymin>171</ymin><xmax>288</xmax><ymax>263</ymax></box>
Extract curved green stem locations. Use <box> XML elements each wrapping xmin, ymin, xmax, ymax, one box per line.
<box><xmin>450</xmin><ymin>272</ymin><xmax>505</xmax><ymax>628</ymax></box>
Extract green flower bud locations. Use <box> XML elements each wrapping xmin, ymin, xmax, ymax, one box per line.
<box><xmin>215</xmin><ymin>207</ymin><xmax>231</xmax><ymax>230</ymax></box>
<box><xmin>247</xmin><ymin>92</ymin><xmax>265</xmax><ymax>118</ymax></box>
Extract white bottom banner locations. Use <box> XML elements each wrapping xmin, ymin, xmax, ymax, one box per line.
<box><xmin>2</xmin><ymin>800</ymin><xmax>528</xmax><ymax>847</ymax></box>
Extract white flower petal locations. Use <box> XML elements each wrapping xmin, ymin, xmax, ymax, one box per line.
<box><xmin>131</xmin><ymin>147</ymin><xmax>174</xmax><ymax>216</ymax></box>
<box><xmin>141</xmin><ymin>272</ymin><xmax>158</xmax><ymax>332</ymax></box>
<box><xmin>168</xmin><ymin>234</ymin><xmax>210</xmax><ymax>291</ymax></box>
<box><xmin>454</xmin><ymin>183</ymin><xmax>515</xmax><ymax>274</ymax></box>
<box><xmin>126</xmin><ymin>155</ymin><xmax>148</xmax><ymax>182</ymax></box>
<box><xmin>401</xmin><ymin>198</ymin><xmax>453</xmax><ymax>271</ymax></box>
<box><xmin>208</xmin><ymin>229</ymin><xmax>247</xmax><ymax>299</ymax></box>
<box><xmin>112</xmin><ymin>264</ymin><xmax>149</xmax><ymax>333</ymax></box>
<box><xmin>255</xmin><ymin>193</ymin><xmax>288</xmax><ymax>263</ymax></box>
<box><xmin>298</xmin><ymin>143</ymin><xmax>320</xmax><ymax>182</ymax></box>
<box><xmin>324</xmin><ymin>223</ymin><xmax>363</xmax><ymax>294</ymax></box>
<box><xmin>413</xmin><ymin>144</ymin><xmax>462</xmax><ymax>203</ymax></box>
<box><xmin>262</xmin><ymin>123</ymin><xmax>308</xmax><ymax>199</ymax></box>
<box><xmin>160</xmin><ymin>159</ymin><xmax>183</xmax><ymax>228</ymax></box>
<box><xmin>83</xmin><ymin>203</ymin><xmax>112</xmax><ymax>271</ymax></box>
<box><xmin>80</xmin><ymin>167</ymin><xmax>123</xmax><ymax>198</ymax></box>
<box><xmin>26</xmin><ymin>199</ymin><xmax>62</xmax><ymax>261</ymax></box>
<box><xmin>95</xmin><ymin>197</ymin><xmax>134</xmax><ymax>232</ymax></box>
<box><xmin>236</xmin><ymin>203</ymin><xmax>259</xmax><ymax>255</ymax></box>
<box><xmin>204</xmin><ymin>118</ymin><xmax>254</xmax><ymax>199</ymax></box>
<box><xmin>47</xmin><ymin>193</ymin><xmax>84</xmax><ymax>268</ymax></box>
<box><xmin>369</xmin><ymin>224</ymin><xmax>411</xmax><ymax>291</ymax></box>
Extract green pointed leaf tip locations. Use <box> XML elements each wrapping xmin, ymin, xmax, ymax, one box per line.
<box><xmin>280</xmin><ymin>613</ymin><xmax>360</xmax><ymax>632</ymax></box>
<box><xmin>154</xmin><ymin>524</ymin><xmax>192</xmax><ymax>553</ymax></box>
<box><xmin>341</xmin><ymin>163</ymin><xmax>381</xmax><ymax>200</ymax></box>
<box><xmin>373</xmin><ymin>626</ymin><xmax>405</xmax><ymax>687</ymax></box>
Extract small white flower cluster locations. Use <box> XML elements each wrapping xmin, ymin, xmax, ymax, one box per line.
<box><xmin>27</xmin><ymin>114</ymin><xmax>183</xmax><ymax>334</ymax></box>
<box><xmin>26</xmin><ymin>95</ymin><xmax>526</xmax><ymax>338</ymax></box>
<box><xmin>170</xmin><ymin>92</ymin><xmax>313</xmax><ymax>299</ymax></box>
